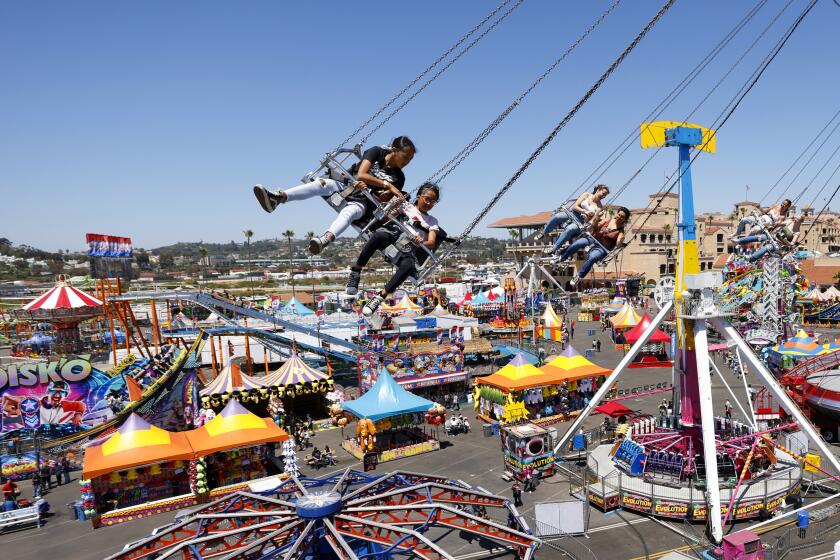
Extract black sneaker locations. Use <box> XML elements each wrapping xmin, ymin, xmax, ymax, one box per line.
<box><xmin>346</xmin><ymin>269</ymin><xmax>361</xmax><ymax>295</ymax></box>
<box><xmin>253</xmin><ymin>184</ymin><xmax>284</xmax><ymax>213</ymax></box>
<box><xmin>363</xmin><ymin>294</ymin><xmax>384</xmax><ymax>317</ymax></box>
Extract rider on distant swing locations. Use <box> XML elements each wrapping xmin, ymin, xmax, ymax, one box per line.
<box><xmin>558</xmin><ymin>207</ymin><xmax>630</xmax><ymax>288</ymax></box>
<box><xmin>253</xmin><ymin>136</ymin><xmax>417</xmax><ymax>254</ymax></box>
<box><xmin>536</xmin><ymin>184</ymin><xmax>610</xmax><ymax>255</ymax></box>
<box><xmin>730</xmin><ymin>199</ymin><xmax>791</xmax><ymax>241</ymax></box>
<box><xmin>739</xmin><ymin>213</ymin><xmax>804</xmax><ymax>262</ymax></box>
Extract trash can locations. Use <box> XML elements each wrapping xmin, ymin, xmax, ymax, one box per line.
<box><xmin>67</xmin><ymin>502</ymin><xmax>79</xmax><ymax>520</ymax></box>
<box><xmin>482</xmin><ymin>424</ymin><xmax>493</xmax><ymax>437</ymax></box>
<box><xmin>491</xmin><ymin>421</ymin><xmax>500</xmax><ymax>436</ymax></box>
<box><xmin>573</xmin><ymin>434</ymin><xmax>587</xmax><ymax>450</ymax></box>
<box><xmin>73</xmin><ymin>502</ymin><xmax>87</xmax><ymax>521</ymax></box>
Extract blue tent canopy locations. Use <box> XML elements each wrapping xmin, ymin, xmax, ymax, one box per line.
<box><xmin>279</xmin><ymin>296</ymin><xmax>315</xmax><ymax>316</ymax></box>
<box><xmin>342</xmin><ymin>369</ymin><xmax>434</xmax><ymax>421</ymax></box>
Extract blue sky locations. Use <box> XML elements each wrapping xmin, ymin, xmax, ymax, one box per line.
<box><xmin>2</xmin><ymin>0</ymin><xmax>840</xmax><ymax>251</ymax></box>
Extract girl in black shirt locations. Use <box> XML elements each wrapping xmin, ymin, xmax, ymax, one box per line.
<box><xmin>253</xmin><ymin>137</ymin><xmax>416</xmax><ymax>253</ymax></box>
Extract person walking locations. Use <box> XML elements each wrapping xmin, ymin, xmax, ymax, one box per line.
<box><xmin>512</xmin><ymin>480</ymin><xmax>523</xmax><ymax>507</ymax></box>
<box><xmin>61</xmin><ymin>458</ymin><xmax>71</xmax><ymax>484</ymax></box>
<box><xmin>31</xmin><ymin>470</ymin><xmax>42</xmax><ymax>498</ymax></box>
<box><xmin>596</xmin><ymin>339</ymin><xmax>601</xmax><ymax>352</ymax></box>
<box><xmin>570</xmin><ymin>319</ymin><xmax>575</xmax><ymax>340</ymax></box>
<box><xmin>41</xmin><ymin>463</ymin><xmax>52</xmax><ymax>490</ymax></box>
<box><xmin>54</xmin><ymin>462</ymin><xmax>62</xmax><ymax>487</ymax></box>
<box><xmin>724</xmin><ymin>400</ymin><xmax>733</xmax><ymax>420</ymax></box>
<box><xmin>524</xmin><ymin>466</ymin><xmax>535</xmax><ymax>493</ymax></box>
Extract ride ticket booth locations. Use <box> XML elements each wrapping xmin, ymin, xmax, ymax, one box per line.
<box><xmin>500</xmin><ymin>423</ymin><xmax>555</xmax><ymax>480</ymax></box>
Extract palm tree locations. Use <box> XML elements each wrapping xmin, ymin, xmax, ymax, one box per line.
<box><xmin>243</xmin><ymin>229</ymin><xmax>254</xmax><ymax>297</ymax></box>
<box><xmin>305</xmin><ymin>231</ymin><xmax>316</xmax><ymax>296</ymax></box>
<box><xmin>199</xmin><ymin>246</ymin><xmax>208</xmax><ymax>286</ymax></box>
<box><xmin>508</xmin><ymin>229</ymin><xmax>519</xmax><ymax>243</ymax></box>
<box><xmin>283</xmin><ymin>230</ymin><xmax>296</xmax><ymax>297</ymax></box>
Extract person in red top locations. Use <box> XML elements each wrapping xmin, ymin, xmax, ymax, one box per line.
<box><xmin>559</xmin><ymin>207</ymin><xmax>630</xmax><ymax>288</ymax></box>
<box><xmin>2</xmin><ymin>478</ymin><xmax>19</xmax><ymax>511</ymax></box>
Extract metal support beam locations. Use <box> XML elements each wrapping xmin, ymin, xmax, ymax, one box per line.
<box><xmin>554</xmin><ymin>300</ymin><xmax>672</xmax><ymax>453</ymax></box>
<box><xmin>692</xmin><ymin>320</ymin><xmax>723</xmax><ymax>543</ymax></box>
<box><xmin>712</xmin><ymin>317</ymin><xmax>840</xmax><ymax>478</ymax></box>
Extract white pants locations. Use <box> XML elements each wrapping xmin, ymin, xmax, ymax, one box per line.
<box><xmin>283</xmin><ymin>178</ymin><xmax>342</xmax><ymax>202</ymax></box>
<box><xmin>326</xmin><ymin>202</ymin><xmax>365</xmax><ymax>237</ymax></box>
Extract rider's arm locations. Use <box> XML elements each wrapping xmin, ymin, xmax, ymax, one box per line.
<box><xmin>571</xmin><ymin>193</ymin><xmax>592</xmax><ymax>216</ymax></box>
<box><xmin>356</xmin><ymin>159</ymin><xmax>404</xmax><ymax>199</ymax></box>
<box><xmin>423</xmin><ymin>229</ymin><xmax>438</xmax><ymax>249</ymax></box>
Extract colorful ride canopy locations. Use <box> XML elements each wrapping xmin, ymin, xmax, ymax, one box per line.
<box><xmin>538</xmin><ymin>346</ymin><xmax>611</xmax><ymax>383</ymax></box>
<box><xmin>341</xmin><ymin>368</ymin><xmax>434</xmax><ymax>421</ymax></box>
<box><xmin>186</xmin><ymin>400</ymin><xmax>288</xmax><ymax>458</ymax></box>
<box><xmin>200</xmin><ymin>363</ymin><xmax>264</xmax><ymax>396</ymax></box>
<box><xmin>476</xmin><ymin>353</ymin><xmax>549</xmax><ymax>392</ymax></box>
<box><xmin>261</xmin><ymin>351</ymin><xmax>329</xmax><ymax>386</ymax></box>
<box><xmin>624</xmin><ymin>312</ymin><xmax>671</xmax><ymax>344</ymax></box>
<box><xmin>83</xmin><ymin>413</ymin><xmax>193</xmax><ymax>479</ymax></box>
<box><xmin>771</xmin><ymin>329</ymin><xmax>822</xmax><ymax>357</ymax></box>
<box><xmin>609</xmin><ymin>302</ymin><xmax>641</xmax><ymax>328</ymax></box>
<box><xmin>278</xmin><ymin>296</ymin><xmax>315</xmax><ymax>316</ymax></box>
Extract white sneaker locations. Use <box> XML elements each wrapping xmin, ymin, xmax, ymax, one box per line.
<box><xmin>363</xmin><ymin>295</ymin><xmax>384</xmax><ymax>317</ymax></box>
<box><xmin>309</xmin><ymin>235</ymin><xmax>331</xmax><ymax>255</ymax></box>
<box><xmin>534</xmin><ymin>232</ymin><xmax>545</xmax><ymax>241</ymax></box>
<box><xmin>570</xmin><ymin>275</ymin><xmax>580</xmax><ymax>288</ymax></box>
<box><xmin>542</xmin><ymin>246</ymin><xmax>554</xmax><ymax>255</ymax></box>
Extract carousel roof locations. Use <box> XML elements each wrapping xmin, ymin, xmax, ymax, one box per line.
<box><xmin>341</xmin><ymin>368</ymin><xmax>434</xmax><ymax>421</ymax></box>
<box><xmin>623</xmin><ymin>312</ymin><xmax>671</xmax><ymax>344</ymax></box>
<box><xmin>538</xmin><ymin>346</ymin><xmax>611</xmax><ymax>382</ymax></box>
<box><xmin>23</xmin><ymin>280</ymin><xmax>102</xmax><ymax>311</ymax></box>
<box><xmin>609</xmin><ymin>302</ymin><xmax>641</xmax><ymax>328</ymax></box>
<box><xmin>261</xmin><ymin>350</ymin><xmax>329</xmax><ymax>386</ymax></box>
<box><xmin>186</xmin><ymin>400</ymin><xmax>288</xmax><ymax>458</ymax></box>
<box><xmin>83</xmin><ymin>414</ymin><xmax>193</xmax><ymax>479</ymax></box>
<box><xmin>200</xmin><ymin>363</ymin><xmax>265</xmax><ymax>396</ymax></box>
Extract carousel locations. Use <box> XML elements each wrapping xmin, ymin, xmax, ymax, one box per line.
<box><xmin>11</xmin><ymin>275</ymin><xmax>103</xmax><ymax>354</ymax></box>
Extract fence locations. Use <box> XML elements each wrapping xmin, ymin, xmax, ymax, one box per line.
<box><xmin>522</xmin><ymin>512</ymin><xmax>598</xmax><ymax>560</ymax></box>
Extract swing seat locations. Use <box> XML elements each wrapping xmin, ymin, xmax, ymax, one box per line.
<box><xmin>301</xmin><ymin>146</ymin><xmax>441</xmax><ymax>274</ymax></box>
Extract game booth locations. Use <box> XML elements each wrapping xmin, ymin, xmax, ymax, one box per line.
<box><xmin>578</xmin><ymin>291</ymin><xmax>611</xmax><ymax>322</ymax></box>
<box><xmin>500</xmin><ymin>422</ymin><xmax>556</xmax><ymax>480</ymax></box>
<box><xmin>474</xmin><ymin>349</ymin><xmax>611</xmax><ymax>426</ymax></box>
<box><xmin>339</xmin><ymin>369</ymin><xmax>441</xmax><ymax>465</ymax></box>
<box><xmin>81</xmin><ymin>400</ymin><xmax>288</xmax><ymax>527</ymax></box>
<box><xmin>536</xmin><ymin>303</ymin><xmax>564</xmax><ymax>343</ymax></box>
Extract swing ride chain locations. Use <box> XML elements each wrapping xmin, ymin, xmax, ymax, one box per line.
<box><xmin>425</xmin><ymin>0</ymin><xmax>624</xmax><ymax>188</ymax></box>
<box><xmin>624</xmin><ymin>0</ymin><xmax>819</xmax><ymax>249</ymax></box>
<box><xmin>438</xmin><ymin>0</ymin><xmax>678</xmax><ymax>263</ymax></box>
<box><xmin>340</xmin><ymin>0</ymin><xmax>524</xmax><ymax>151</ymax></box>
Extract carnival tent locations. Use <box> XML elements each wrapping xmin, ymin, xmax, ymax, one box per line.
<box><xmin>538</xmin><ymin>303</ymin><xmax>563</xmax><ymax>342</ymax></box>
<box><xmin>341</xmin><ymin>369</ymin><xmax>434</xmax><ymax>421</ymax></box>
<box><xmin>457</xmin><ymin>292</ymin><xmax>473</xmax><ymax>307</ymax></box>
<box><xmin>824</xmin><ymin>286</ymin><xmax>840</xmax><ymax>301</ymax></box>
<box><xmin>186</xmin><ymin>400</ymin><xmax>288</xmax><ymax>458</ymax></box>
<box><xmin>428</xmin><ymin>305</ymin><xmax>449</xmax><ymax>316</ymax></box>
<box><xmin>609</xmin><ymin>302</ymin><xmax>641</xmax><ymax>328</ymax></box>
<box><xmin>594</xmin><ymin>401</ymin><xmax>634</xmax><ymax>418</ymax></box>
<box><xmin>382</xmin><ymin>294</ymin><xmax>423</xmax><ymax>314</ymax></box>
<box><xmin>200</xmin><ymin>363</ymin><xmax>265</xmax><ymax>396</ymax></box>
<box><xmin>538</xmin><ymin>346</ymin><xmax>611</xmax><ymax>383</ymax></box>
<box><xmin>771</xmin><ymin>329</ymin><xmax>822</xmax><ymax>357</ymax></box>
<box><xmin>260</xmin><ymin>350</ymin><xmax>329</xmax><ymax>386</ymax></box>
<box><xmin>601</xmin><ymin>297</ymin><xmax>626</xmax><ymax>314</ymax></box>
<box><xmin>470</xmin><ymin>291</ymin><xmax>494</xmax><ymax>306</ymax></box>
<box><xmin>83</xmin><ymin>414</ymin><xmax>194</xmax><ymax>479</ymax></box>
<box><xmin>623</xmin><ymin>312</ymin><xmax>671</xmax><ymax>344</ymax></box>
<box><xmin>279</xmin><ymin>296</ymin><xmax>315</xmax><ymax>316</ymax></box>
<box><xmin>476</xmin><ymin>353</ymin><xmax>547</xmax><ymax>392</ymax></box>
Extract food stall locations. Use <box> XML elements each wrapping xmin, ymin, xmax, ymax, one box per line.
<box><xmin>340</xmin><ymin>369</ymin><xmax>438</xmax><ymax>464</ymax></box>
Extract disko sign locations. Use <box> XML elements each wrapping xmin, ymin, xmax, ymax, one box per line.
<box><xmin>0</xmin><ymin>356</ymin><xmax>149</xmax><ymax>434</ymax></box>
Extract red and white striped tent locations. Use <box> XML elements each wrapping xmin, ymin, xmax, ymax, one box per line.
<box><xmin>23</xmin><ymin>282</ymin><xmax>102</xmax><ymax>311</ymax></box>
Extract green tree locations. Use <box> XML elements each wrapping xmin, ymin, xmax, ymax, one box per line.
<box><xmin>243</xmin><ymin>230</ymin><xmax>255</xmax><ymax>297</ymax></box>
<box><xmin>283</xmin><ymin>230</ymin><xmax>296</xmax><ymax>297</ymax></box>
<box><xmin>508</xmin><ymin>229</ymin><xmax>519</xmax><ymax>242</ymax></box>
<box><xmin>199</xmin><ymin>246</ymin><xmax>209</xmax><ymax>285</ymax></box>
<box><xmin>306</xmin><ymin>231</ymin><xmax>316</xmax><ymax>296</ymax></box>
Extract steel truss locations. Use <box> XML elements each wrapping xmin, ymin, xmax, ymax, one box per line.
<box><xmin>107</xmin><ymin>469</ymin><xmax>540</xmax><ymax>560</ymax></box>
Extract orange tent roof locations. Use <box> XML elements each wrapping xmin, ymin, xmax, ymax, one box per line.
<box><xmin>83</xmin><ymin>414</ymin><xmax>193</xmax><ymax>479</ymax></box>
<box><xmin>476</xmin><ymin>354</ymin><xmax>548</xmax><ymax>392</ymax></box>
<box><xmin>186</xmin><ymin>400</ymin><xmax>288</xmax><ymax>458</ymax></box>
<box><xmin>610</xmin><ymin>302</ymin><xmax>641</xmax><ymax>328</ymax></box>
<box><xmin>538</xmin><ymin>346</ymin><xmax>611</xmax><ymax>382</ymax></box>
